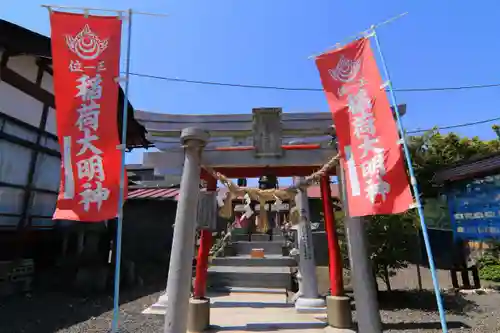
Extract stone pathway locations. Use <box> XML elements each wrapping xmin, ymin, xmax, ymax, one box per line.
<box><xmin>144</xmin><ymin>291</ymin><xmax>353</xmax><ymax>333</ymax></box>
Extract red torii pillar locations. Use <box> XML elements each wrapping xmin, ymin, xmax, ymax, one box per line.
<box><xmin>320</xmin><ymin>174</ymin><xmax>353</xmax><ymax>328</ymax></box>
<box><xmin>320</xmin><ymin>175</ymin><xmax>343</xmax><ymax>296</ymax></box>
<box><xmin>193</xmin><ymin>177</ymin><xmax>217</xmax><ymax>299</ymax></box>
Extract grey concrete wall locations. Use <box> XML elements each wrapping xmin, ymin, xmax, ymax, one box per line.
<box><xmin>308</xmin><ymin>199</ymin><xmax>325</xmax><ymax>231</ymax></box>
<box><xmin>312</xmin><ymin>231</ymin><xmax>329</xmax><ymax>266</ymax></box>
<box><xmin>122</xmin><ymin>199</ymin><xmax>177</xmax><ymax>281</ymax></box>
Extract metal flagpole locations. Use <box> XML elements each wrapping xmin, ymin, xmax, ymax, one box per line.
<box><xmin>41</xmin><ymin>4</ymin><xmax>165</xmax><ymax>332</ymax></box>
<box><xmin>41</xmin><ymin>4</ymin><xmax>168</xmax><ymax>17</ymax></box>
<box><xmin>370</xmin><ymin>27</ymin><xmax>449</xmax><ymax>333</ymax></box>
<box><xmin>308</xmin><ymin>12</ymin><xmax>407</xmax><ymax>59</ymax></box>
<box><xmin>111</xmin><ymin>8</ymin><xmax>133</xmax><ymax>333</ymax></box>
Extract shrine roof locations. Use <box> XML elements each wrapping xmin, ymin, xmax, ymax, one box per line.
<box><xmin>0</xmin><ymin>19</ymin><xmax>150</xmax><ymax>149</ymax></box>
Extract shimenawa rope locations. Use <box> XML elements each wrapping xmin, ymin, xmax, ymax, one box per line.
<box><xmin>202</xmin><ymin>153</ymin><xmax>340</xmax><ymax>232</ymax></box>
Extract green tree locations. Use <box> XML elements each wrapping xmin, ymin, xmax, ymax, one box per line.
<box><xmin>333</xmin><ymin>130</ymin><xmax>499</xmax><ymax>290</ymax></box>
<box><xmin>334</xmin><ymin>211</ymin><xmax>416</xmax><ymax>291</ymax></box>
<box><xmin>365</xmin><ymin>211</ymin><xmax>417</xmax><ymax>291</ymax></box>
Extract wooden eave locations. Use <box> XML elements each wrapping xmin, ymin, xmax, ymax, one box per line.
<box><xmin>0</xmin><ymin>19</ymin><xmax>150</xmax><ymax>149</ymax></box>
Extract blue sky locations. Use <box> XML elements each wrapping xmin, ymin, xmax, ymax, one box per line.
<box><xmin>3</xmin><ymin>0</ymin><xmax>500</xmax><ymax>170</ymax></box>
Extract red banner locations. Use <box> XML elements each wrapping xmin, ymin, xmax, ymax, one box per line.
<box><xmin>50</xmin><ymin>12</ymin><xmax>124</xmax><ymax>222</ymax></box>
<box><xmin>315</xmin><ymin>38</ymin><xmax>413</xmax><ymax>217</ymax></box>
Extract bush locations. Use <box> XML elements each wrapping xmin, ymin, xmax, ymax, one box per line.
<box><xmin>334</xmin><ymin>210</ymin><xmax>417</xmax><ymax>291</ymax></box>
<box><xmin>478</xmin><ymin>255</ymin><xmax>500</xmax><ymax>282</ymax></box>
<box><xmin>366</xmin><ymin>211</ymin><xmax>417</xmax><ymax>291</ymax></box>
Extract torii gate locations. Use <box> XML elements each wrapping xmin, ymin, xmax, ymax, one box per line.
<box><xmin>136</xmin><ymin>107</ymin><xmax>395</xmax><ymax>333</ymax></box>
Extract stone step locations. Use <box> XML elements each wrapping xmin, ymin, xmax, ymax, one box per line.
<box><xmin>231</xmin><ymin>234</ymin><xmax>285</xmax><ymax>242</ymax></box>
<box><xmin>216</xmin><ymin>287</ymin><xmax>288</xmax><ymax>294</ymax></box>
<box><xmin>211</xmin><ymin>255</ymin><xmax>296</xmax><ymax>267</ymax></box>
<box><xmin>208</xmin><ymin>266</ymin><xmax>292</xmax><ymax>289</ymax></box>
<box><xmin>232</xmin><ymin>241</ymin><xmax>285</xmax><ymax>256</ymax></box>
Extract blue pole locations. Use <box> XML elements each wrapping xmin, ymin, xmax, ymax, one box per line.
<box><xmin>111</xmin><ymin>8</ymin><xmax>133</xmax><ymax>333</ymax></box>
<box><xmin>371</xmin><ymin>28</ymin><xmax>448</xmax><ymax>333</ymax></box>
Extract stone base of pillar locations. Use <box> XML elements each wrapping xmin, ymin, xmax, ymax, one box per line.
<box><xmin>326</xmin><ymin>295</ymin><xmax>353</xmax><ymax>329</ymax></box>
<box><xmin>142</xmin><ymin>293</ymin><xmax>168</xmax><ymax>314</ymax></box>
<box><xmin>323</xmin><ymin>326</ymin><xmax>357</xmax><ymax>333</ymax></box>
<box><xmin>187</xmin><ymin>298</ymin><xmax>210</xmax><ymax>332</ymax></box>
<box><xmin>295</xmin><ymin>297</ymin><xmax>326</xmax><ymax>313</ymax></box>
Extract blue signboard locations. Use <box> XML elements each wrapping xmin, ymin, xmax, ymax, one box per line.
<box><xmin>448</xmin><ymin>173</ymin><xmax>500</xmax><ymax>240</ymax></box>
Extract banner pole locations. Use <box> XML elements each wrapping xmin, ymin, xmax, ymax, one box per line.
<box><xmin>41</xmin><ymin>4</ymin><xmax>167</xmax><ymax>17</ymax></box>
<box><xmin>308</xmin><ymin>12</ymin><xmax>407</xmax><ymax>59</ymax></box>
<box><xmin>370</xmin><ymin>27</ymin><xmax>448</xmax><ymax>333</ymax></box>
<box><xmin>111</xmin><ymin>8</ymin><xmax>133</xmax><ymax>333</ymax></box>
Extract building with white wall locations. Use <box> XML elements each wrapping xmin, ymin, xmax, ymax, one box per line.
<box><xmin>0</xmin><ymin>19</ymin><xmax>149</xmax><ymax>233</ymax></box>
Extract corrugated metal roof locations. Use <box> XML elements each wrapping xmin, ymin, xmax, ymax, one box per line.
<box><xmin>307</xmin><ymin>184</ymin><xmax>339</xmax><ymax>199</ymax></box>
<box><xmin>127</xmin><ymin>188</ymin><xmax>180</xmax><ymax>200</ymax></box>
<box><xmin>434</xmin><ymin>153</ymin><xmax>500</xmax><ymax>182</ymax></box>
<box><xmin>127</xmin><ymin>184</ymin><xmax>339</xmax><ymax>200</ymax></box>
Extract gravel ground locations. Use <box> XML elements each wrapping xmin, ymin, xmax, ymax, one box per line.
<box><xmin>1</xmin><ymin>267</ymin><xmax>500</xmax><ymax>332</ymax></box>
<box><xmin>376</xmin><ymin>289</ymin><xmax>500</xmax><ymax>332</ymax></box>
<box><xmin>1</xmin><ymin>287</ymin><xmax>500</xmax><ymax>332</ymax></box>
<box><xmin>0</xmin><ymin>284</ymin><xmax>166</xmax><ymax>333</ymax></box>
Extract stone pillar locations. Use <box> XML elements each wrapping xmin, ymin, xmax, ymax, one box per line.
<box><xmin>294</xmin><ymin>177</ymin><xmax>326</xmax><ymax>312</ymax></box>
<box><xmin>155</xmin><ymin>128</ymin><xmax>209</xmax><ymax>333</ymax></box>
<box><xmin>338</xmin><ymin>165</ymin><xmax>381</xmax><ymax>332</ymax></box>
